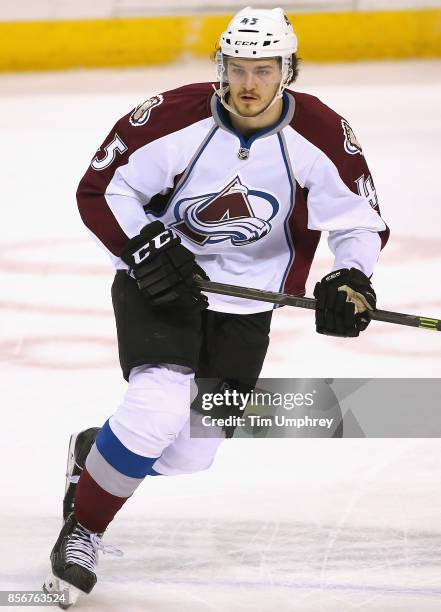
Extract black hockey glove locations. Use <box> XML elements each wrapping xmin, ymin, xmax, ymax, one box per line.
<box><xmin>120</xmin><ymin>221</ymin><xmax>209</xmax><ymax>309</ymax></box>
<box><xmin>313</xmin><ymin>268</ymin><xmax>376</xmax><ymax>337</ymax></box>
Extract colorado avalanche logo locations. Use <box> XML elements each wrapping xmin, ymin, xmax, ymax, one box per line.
<box><xmin>171</xmin><ymin>176</ymin><xmax>279</xmax><ymax>246</ymax></box>
<box><xmin>129</xmin><ymin>94</ymin><xmax>164</xmax><ymax>127</ymax></box>
<box><xmin>341</xmin><ymin>118</ymin><xmax>363</xmax><ymax>155</ymax></box>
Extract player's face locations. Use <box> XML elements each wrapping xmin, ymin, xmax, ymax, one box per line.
<box><xmin>226</xmin><ymin>58</ymin><xmax>282</xmax><ymax>117</ymax></box>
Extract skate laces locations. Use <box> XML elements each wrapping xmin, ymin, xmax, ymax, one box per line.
<box><xmin>90</xmin><ymin>533</ymin><xmax>123</xmax><ymax>557</ymax></box>
<box><xmin>66</xmin><ymin>524</ymin><xmax>123</xmax><ymax>572</ymax></box>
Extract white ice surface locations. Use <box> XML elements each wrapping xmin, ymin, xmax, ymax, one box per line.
<box><xmin>0</xmin><ymin>59</ymin><xmax>441</xmax><ymax>611</ymax></box>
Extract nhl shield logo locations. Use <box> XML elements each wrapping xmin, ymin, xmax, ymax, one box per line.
<box><xmin>170</xmin><ymin>175</ymin><xmax>279</xmax><ymax>246</ymax></box>
<box><xmin>341</xmin><ymin>118</ymin><xmax>363</xmax><ymax>155</ymax></box>
<box><xmin>129</xmin><ymin>94</ymin><xmax>164</xmax><ymax>127</ymax></box>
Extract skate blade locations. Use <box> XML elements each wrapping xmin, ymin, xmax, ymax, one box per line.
<box><xmin>43</xmin><ymin>573</ymin><xmax>81</xmax><ymax>609</ymax></box>
<box><xmin>64</xmin><ymin>433</ymin><xmax>79</xmax><ymax>496</ymax></box>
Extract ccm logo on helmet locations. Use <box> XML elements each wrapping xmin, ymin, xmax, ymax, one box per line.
<box><xmin>235</xmin><ymin>41</ymin><xmax>258</xmax><ymax>46</ymax></box>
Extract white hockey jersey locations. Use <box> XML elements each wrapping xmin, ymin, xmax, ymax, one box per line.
<box><xmin>77</xmin><ymin>83</ymin><xmax>389</xmax><ymax>314</ymax></box>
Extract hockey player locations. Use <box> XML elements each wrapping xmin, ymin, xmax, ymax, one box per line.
<box><xmin>44</xmin><ymin>6</ymin><xmax>389</xmax><ymax>606</ymax></box>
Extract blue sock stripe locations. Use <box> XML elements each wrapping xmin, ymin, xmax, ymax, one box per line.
<box><xmin>95</xmin><ymin>420</ymin><xmax>159</xmax><ymax>478</ymax></box>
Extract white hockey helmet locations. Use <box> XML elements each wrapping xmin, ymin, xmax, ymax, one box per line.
<box><xmin>219</xmin><ymin>6</ymin><xmax>297</xmax><ymax>59</ymax></box>
<box><xmin>215</xmin><ymin>7</ymin><xmax>298</xmax><ymax>116</ymax></box>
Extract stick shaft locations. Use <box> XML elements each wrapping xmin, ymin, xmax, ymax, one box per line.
<box><xmin>196</xmin><ymin>279</ymin><xmax>441</xmax><ymax>332</ymax></box>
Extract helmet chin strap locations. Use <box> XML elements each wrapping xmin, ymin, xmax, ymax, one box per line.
<box><xmin>212</xmin><ymin>83</ymin><xmax>284</xmax><ymax>119</ymax></box>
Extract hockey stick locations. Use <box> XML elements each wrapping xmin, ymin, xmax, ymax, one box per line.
<box><xmin>195</xmin><ymin>279</ymin><xmax>441</xmax><ymax>332</ymax></box>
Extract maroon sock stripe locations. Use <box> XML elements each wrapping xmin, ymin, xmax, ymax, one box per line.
<box><xmin>74</xmin><ymin>467</ymin><xmax>129</xmax><ymax>533</ymax></box>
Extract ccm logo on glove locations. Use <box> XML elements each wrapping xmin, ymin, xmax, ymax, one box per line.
<box><xmin>120</xmin><ymin>221</ymin><xmax>209</xmax><ymax>309</ymax></box>
<box><xmin>132</xmin><ymin>230</ymin><xmax>173</xmax><ymax>265</ymax></box>
<box><xmin>324</xmin><ymin>271</ymin><xmax>342</xmax><ymax>282</ymax></box>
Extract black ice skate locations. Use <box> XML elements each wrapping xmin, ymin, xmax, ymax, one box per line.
<box><xmin>63</xmin><ymin>427</ymin><xmax>100</xmax><ymax>520</ymax></box>
<box><xmin>43</xmin><ymin>427</ymin><xmax>122</xmax><ymax>608</ymax></box>
<box><xmin>43</xmin><ymin>513</ymin><xmax>122</xmax><ymax>608</ymax></box>
<box><xmin>44</xmin><ymin>513</ymin><xmax>99</xmax><ymax>607</ymax></box>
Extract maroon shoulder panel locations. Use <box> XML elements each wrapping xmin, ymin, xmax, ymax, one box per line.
<box><xmin>77</xmin><ymin>82</ymin><xmax>214</xmax><ymax>257</ymax></box>
<box><xmin>289</xmin><ymin>90</ymin><xmax>390</xmax><ymax>249</ymax></box>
